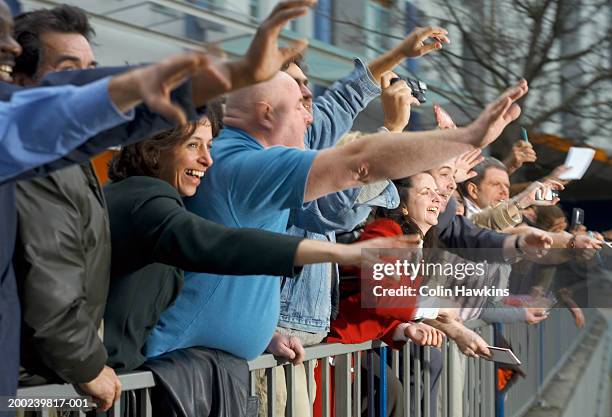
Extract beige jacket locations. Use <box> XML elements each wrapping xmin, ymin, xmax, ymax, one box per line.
<box><xmin>468</xmin><ymin>200</ymin><xmax>523</xmax><ymax>232</ymax></box>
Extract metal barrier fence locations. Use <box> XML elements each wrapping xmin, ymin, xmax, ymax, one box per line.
<box><xmin>248</xmin><ymin>323</ymin><xmax>496</xmax><ymax>417</ymax></box>
<box><xmin>15</xmin><ymin>310</ymin><xmax>600</xmax><ymax>417</ymax></box>
<box><xmin>14</xmin><ymin>331</ymin><xmax>495</xmax><ymax>417</ymax></box>
<box><xmin>500</xmin><ymin>307</ymin><xmax>601</xmax><ymax>417</ymax></box>
<box><xmin>16</xmin><ymin>372</ymin><xmax>155</xmax><ymax>417</ymax></box>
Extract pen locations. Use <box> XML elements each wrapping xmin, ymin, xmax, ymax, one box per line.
<box><xmin>588</xmin><ymin>231</ymin><xmax>604</xmax><ymax>266</ymax></box>
<box><xmin>521</xmin><ymin>127</ymin><xmax>529</xmax><ymax>143</ymax></box>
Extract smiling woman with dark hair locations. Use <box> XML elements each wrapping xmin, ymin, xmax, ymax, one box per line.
<box><xmin>102</xmin><ymin>114</ymin><xmax>392</xmax><ymax>371</ymax></box>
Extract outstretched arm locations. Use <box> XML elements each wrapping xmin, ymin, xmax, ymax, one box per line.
<box><xmin>1</xmin><ymin>53</ymin><xmax>213</xmax><ymax>184</ymax></box>
<box><xmin>304</xmin><ymin>80</ymin><xmax>528</xmax><ymax>202</ymax></box>
<box><xmin>306</xmin><ymin>26</ymin><xmax>449</xmax><ymax>150</ymax></box>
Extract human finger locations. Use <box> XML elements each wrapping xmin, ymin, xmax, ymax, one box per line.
<box><xmin>272</xmin><ymin>0</ymin><xmax>317</xmax><ymax>11</ymax></box>
<box><xmin>114</xmin><ymin>379</ymin><xmax>122</xmax><ymax>404</ymax></box>
<box><xmin>416</xmin><ymin>26</ymin><xmax>450</xmax><ymax>44</ymax></box>
<box><xmin>477</xmin><ymin>345</ymin><xmax>491</xmax><ymax>358</ymax></box>
<box><xmin>381</xmin><ymin>71</ymin><xmax>398</xmax><ymax>89</ymax></box>
<box><xmin>430</xmin><ymin>331</ymin><xmax>439</xmax><ymax>347</ymax></box>
<box><xmin>544</xmin><ymin>179</ymin><xmax>564</xmax><ymax>190</ymax></box>
<box><xmin>278</xmin><ymin>344</ymin><xmax>296</xmax><ymax>360</ymax></box>
<box><xmin>279</xmin><ymin>38</ymin><xmax>309</xmax><ymax>62</ymax></box>
<box><xmin>397</xmin><ymin>234</ymin><xmax>423</xmax><ymax>246</ymax></box>
<box><xmin>266</xmin><ymin>1</ymin><xmax>314</xmax><ymax>31</ymax></box>
<box><xmin>490</xmin><ymin>96</ymin><xmax>513</xmax><ymax>124</ymax></box>
<box><xmin>97</xmin><ymin>394</ymin><xmax>114</xmax><ymax>412</ymax></box>
<box><xmin>462</xmin><ymin>347</ymin><xmax>475</xmax><ymax>357</ymax></box>
<box><xmin>417</xmin><ymin>41</ymin><xmax>443</xmax><ymax>55</ymax></box>
<box><xmin>501</xmin><ymin>79</ymin><xmax>529</xmax><ymax>102</ymax></box>
<box><xmin>290</xmin><ymin>336</ymin><xmax>306</xmax><ymax>364</ymax></box>
<box><xmin>408</xmin><ymin>95</ymin><xmax>421</xmax><ymax>107</ymax></box>
<box><xmin>154</xmin><ymin>53</ymin><xmax>204</xmax><ymax>89</ymax></box>
<box><xmin>466</xmin><ymin>147</ymin><xmax>483</xmax><ymax>162</ymax></box>
<box><xmin>145</xmin><ymin>94</ymin><xmax>187</xmax><ymax>125</ymax></box>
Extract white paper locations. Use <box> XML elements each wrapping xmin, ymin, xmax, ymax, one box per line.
<box><xmin>601</xmin><ymin>241</ymin><xmax>612</xmax><ymax>257</ymax></box>
<box><xmin>558</xmin><ymin>147</ymin><xmax>596</xmax><ymax>180</ymax></box>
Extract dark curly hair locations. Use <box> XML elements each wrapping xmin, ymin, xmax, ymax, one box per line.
<box><xmin>205</xmin><ymin>98</ymin><xmax>224</xmax><ymax>138</ymax></box>
<box><xmin>14</xmin><ymin>5</ymin><xmax>95</xmax><ymax>78</ymax></box>
<box><xmin>377</xmin><ymin>176</ymin><xmax>440</xmax><ymax>248</ymax></box>
<box><xmin>115</xmin><ymin>118</ymin><xmax>218</xmax><ymax>184</ymax></box>
<box><xmin>109</xmin><ymin>101</ymin><xmax>224</xmax><ymax>181</ymax></box>
<box><xmin>280</xmin><ymin>53</ymin><xmax>307</xmax><ymax>73</ymax></box>
<box><xmin>108</xmin><ymin>121</ymin><xmax>199</xmax><ymax>181</ymax></box>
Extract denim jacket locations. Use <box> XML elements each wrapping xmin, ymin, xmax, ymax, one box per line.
<box><xmin>279</xmin><ymin>184</ymin><xmax>399</xmax><ymax>332</ymax></box>
<box><xmin>279</xmin><ymin>58</ymin><xmax>397</xmax><ymax>333</ymax></box>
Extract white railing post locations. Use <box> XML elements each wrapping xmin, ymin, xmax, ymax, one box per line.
<box><xmin>266</xmin><ymin>367</ymin><xmax>277</xmax><ymax>417</ymax></box>
<box><xmin>334</xmin><ymin>353</ymin><xmax>351</xmax><ymax>417</ymax></box>
<box><xmin>402</xmin><ymin>342</ymin><xmax>411</xmax><ymax>416</ymax></box>
<box><xmin>424</xmin><ymin>346</ymin><xmax>431</xmax><ymax>417</ymax></box>
<box><xmin>321</xmin><ymin>358</ymin><xmax>331</xmax><ymax>417</ymax></box>
<box><xmin>285</xmin><ymin>363</ymin><xmax>296</xmax><ymax>417</ymax></box>
<box><xmin>353</xmin><ymin>351</ymin><xmax>362</xmax><ymax>416</ymax></box>
<box><xmin>414</xmin><ymin>345</ymin><xmax>422</xmax><ymax>417</ymax></box>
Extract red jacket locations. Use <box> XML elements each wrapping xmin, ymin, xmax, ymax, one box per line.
<box><xmin>327</xmin><ymin>218</ymin><xmax>420</xmax><ymax>349</ymax></box>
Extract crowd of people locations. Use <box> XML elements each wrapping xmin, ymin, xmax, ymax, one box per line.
<box><xmin>0</xmin><ymin>1</ymin><xmax>609</xmax><ymax>417</ymax></box>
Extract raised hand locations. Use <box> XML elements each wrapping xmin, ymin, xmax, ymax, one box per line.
<box><xmin>239</xmin><ymin>0</ymin><xmax>315</xmax><ymax>85</ymax></box>
<box><xmin>467</xmin><ymin>79</ymin><xmax>529</xmax><ymax>148</ymax></box>
<box><xmin>543</xmin><ymin>165</ymin><xmax>572</xmax><ymax>187</ymax></box>
<box><xmin>109</xmin><ymin>52</ymin><xmax>227</xmax><ymax>124</ymax></box>
<box><xmin>399</xmin><ymin>26</ymin><xmax>450</xmax><ymax>58</ymax></box>
<box><xmin>381</xmin><ymin>71</ymin><xmax>420</xmax><ymax>132</ymax></box>
<box><xmin>512</xmin><ymin>179</ymin><xmax>564</xmax><ymax>209</ymax></box>
<box><xmin>454</xmin><ymin>148</ymin><xmax>484</xmax><ymax>183</ymax></box>
<box><xmin>504</xmin><ymin>140</ymin><xmax>537</xmax><ymax>174</ymax></box>
<box><xmin>434</xmin><ymin>103</ymin><xmax>457</xmax><ymax>129</ymax></box>
<box><xmin>368</xmin><ymin>25</ymin><xmax>449</xmax><ymax>82</ymax></box>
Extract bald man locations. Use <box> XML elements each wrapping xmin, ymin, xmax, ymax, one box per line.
<box><xmin>146</xmin><ymin>72</ymin><xmax>531</xmax><ymax>360</ymax></box>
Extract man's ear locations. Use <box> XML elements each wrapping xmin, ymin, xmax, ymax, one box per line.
<box><xmin>401</xmin><ymin>204</ymin><xmax>409</xmax><ymax>216</ymax></box>
<box><xmin>254</xmin><ymin>101</ymin><xmax>274</xmax><ymax>130</ymax></box>
<box><xmin>466</xmin><ymin>182</ymin><xmax>479</xmax><ymax>202</ymax></box>
<box><xmin>12</xmin><ymin>72</ymin><xmax>36</xmax><ymax>87</ymax></box>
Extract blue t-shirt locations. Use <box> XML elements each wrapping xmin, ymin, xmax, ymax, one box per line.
<box><xmin>145</xmin><ymin>126</ymin><xmax>318</xmax><ymax>360</ymax></box>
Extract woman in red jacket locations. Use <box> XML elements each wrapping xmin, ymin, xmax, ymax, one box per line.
<box><xmin>329</xmin><ymin>172</ymin><xmax>446</xmax><ymax>348</ymax></box>
<box><xmin>321</xmin><ymin>173</ymin><xmax>446</xmax><ymax>417</ymax></box>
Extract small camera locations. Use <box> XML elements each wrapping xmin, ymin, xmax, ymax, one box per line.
<box><xmin>390</xmin><ymin>77</ymin><xmax>428</xmax><ymax>104</ymax></box>
<box><xmin>535</xmin><ymin>189</ymin><xmax>559</xmax><ymax>201</ymax></box>
<box><xmin>571</xmin><ymin>207</ymin><xmax>584</xmax><ymax>229</ymax></box>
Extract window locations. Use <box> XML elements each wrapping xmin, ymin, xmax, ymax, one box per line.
<box><xmin>404</xmin><ymin>1</ymin><xmax>419</xmax><ymax>74</ymax></box>
<box><xmin>314</xmin><ymin>0</ymin><xmax>333</xmax><ymax>43</ymax></box>
<box><xmin>249</xmin><ymin>0</ymin><xmax>259</xmax><ymax>19</ymax></box>
<box><xmin>367</xmin><ymin>1</ymin><xmax>392</xmax><ymax>54</ymax></box>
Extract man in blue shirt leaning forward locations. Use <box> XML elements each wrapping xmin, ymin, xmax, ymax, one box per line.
<box><xmin>147</xmin><ymin>71</ymin><xmax>531</xmax><ymax>360</ymax></box>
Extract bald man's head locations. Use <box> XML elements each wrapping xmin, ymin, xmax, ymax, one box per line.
<box><xmin>224</xmin><ymin>71</ymin><xmax>312</xmax><ymax>149</ymax></box>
